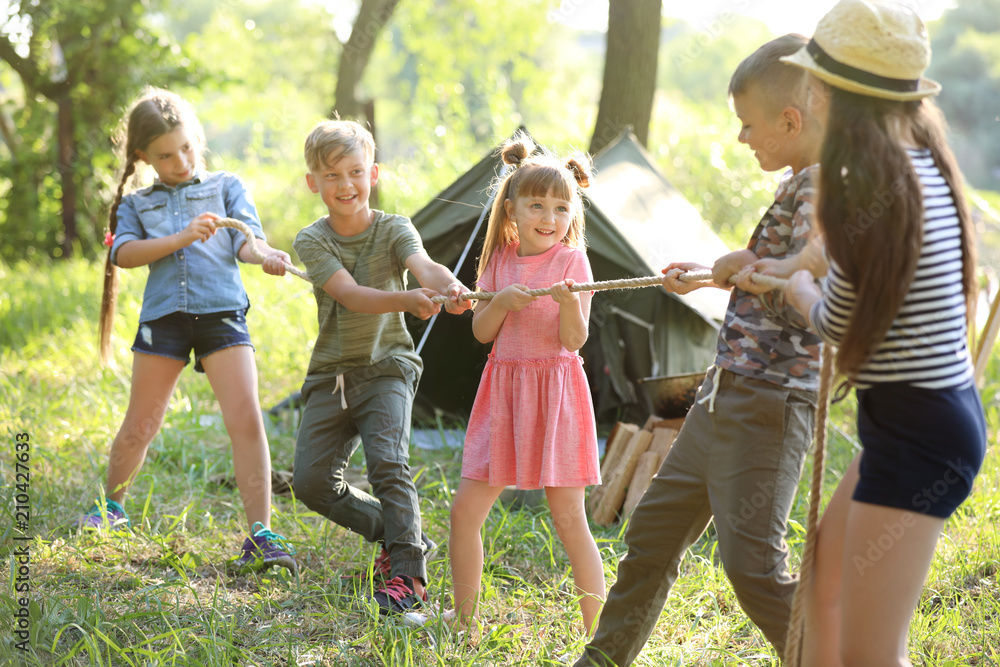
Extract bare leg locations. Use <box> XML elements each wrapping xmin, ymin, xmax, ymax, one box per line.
<box><xmin>201</xmin><ymin>345</ymin><xmax>272</xmax><ymax>530</ymax></box>
<box><xmin>839</xmin><ymin>502</ymin><xmax>944</xmax><ymax>666</ymax></box>
<box><xmin>545</xmin><ymin>486</ymin><xmax>605</xmax><ymax>635</ymax></box>
<box><xmin>105</xmin><ymin>353</ymin><xmax>185</xmax><ymax>501</ymax></box>
<box><xmin>803</xmin><ymin>454</ymin><xmax>860</xmax><ymax>667</ymax></box>
<box><xmin>449</xmin><ymin>477</ymin><xmax>504</xmax><ymax>624</ymax></box>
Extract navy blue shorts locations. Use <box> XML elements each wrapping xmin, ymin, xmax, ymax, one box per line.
<box><xmin>853</xmin><ymin>381</ymin><xmax>986</xmax><ymax>518</ymax></box>
<box><xmin>131</xmin><ymin>310</ymin><xmax>253</xmax><ymax>373</ymax></box>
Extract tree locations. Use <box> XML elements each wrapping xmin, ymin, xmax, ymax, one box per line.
<box><xmin>332</xmin><ymin>0</ymin><xmax>401</xmax><ymax>124</ymax></box>
<box><xmin>589</xmin><ymin>0</ymin><xmax>662</xmax><ymax>155</ymax></box>
<box><xmin>0</xmin><ymin>0</ymin><xmax>189</xmax><ymax>260</ymax></box>
<box><xmin>927</xmin><ymin>0</ymin><xmax>1000</xmax><ymax>189</ymax></box>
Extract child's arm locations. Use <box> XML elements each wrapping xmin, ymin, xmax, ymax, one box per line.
<box><xmin>237</xmin><ymin>239</ymin><xmax>292</xmax><ymax>276</ymax></box>
<box><xmin>115</xmin><ymin>213</ymin><xmax>219</xmax><ymax>269</ymax></box>
<box><xmin>404</xmin><ymin>252</ymin><xmax>474</xmax><ymax>315</ymax></box>
<box><xmin>734</xmin><ymin>235</ymin><xmax>828</xmax><ymax>292</ymax></box>
<box><xmin>713</xmin><ymin>249</ymin><xmax>758</xmax><ymax>286</ymax></box>
<box><xmin>734</xmin><ymin>170</ymin><xmax>825</xmax><ymax>322</ymax></box>
<box><xmin>550</xmin><ymin>279</ymin><xmax>592</xmax><ymax>352</ymax></box>
<box><xmin>321</xmin><ymin>270</ymin><xmax>442</xmax><ymax>319</ymax></box>
<box><xmin>471</xmin><ymin>285</ymin><xmax>536</xmax><ymax>344</ymax></box>
<box><xmin>784</xmin><ymin>269</ymin><xmax>823</xmax><ymax>329</ymax></box>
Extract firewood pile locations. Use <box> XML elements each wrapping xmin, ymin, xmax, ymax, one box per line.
<box><xmin>588</xmin><ymin>416</ymin><xmax>685</xmax><ymax>526</ymax></box>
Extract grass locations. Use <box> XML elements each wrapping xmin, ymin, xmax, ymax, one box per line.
<box><xmin>1</xmin><ymin>257</ymin><xmax>999</xmax><ymax>665</ymax></box>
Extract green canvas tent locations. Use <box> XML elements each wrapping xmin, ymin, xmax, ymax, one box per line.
<box><xmin>407</xmin><ymin>128</ymin><xmax>732</xmax><ymax>424</ymax></box>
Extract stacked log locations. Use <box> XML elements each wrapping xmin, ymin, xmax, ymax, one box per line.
<box><xmin>590</xmin><ymin>417</ymin><xmax>683</xmax><ymax>526</ymax></box>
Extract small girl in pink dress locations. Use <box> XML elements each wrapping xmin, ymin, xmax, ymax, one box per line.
<box><xmin>448</xmin><ymin>133</ymin><xmax>605</xmax><ymax>634</ymax></box>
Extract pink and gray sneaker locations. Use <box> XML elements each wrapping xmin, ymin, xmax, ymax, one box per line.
<box><xmin>342</xmin><ymin>532</ymin><xmax>437</xmax><ymax>583</ymax></box>
<box><xmin>372</xmin><ymin>574</ymin><xmax>428</xmax><ymax>616</ymax></box>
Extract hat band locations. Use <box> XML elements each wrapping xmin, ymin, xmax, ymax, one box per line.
<box><xmin>807</xmin><ymin>39</ymin><xmax>920</xmax><ymax>93</ymax></box>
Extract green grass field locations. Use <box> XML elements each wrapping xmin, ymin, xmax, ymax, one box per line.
<box><xmin>2</xmin><ymin>258</ymin><xmax>998</xmax><ymax>666</ymax></box>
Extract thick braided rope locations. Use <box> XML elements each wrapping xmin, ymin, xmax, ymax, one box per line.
<box><xmin>784</xmin><ymin>346</ymin><xmax>833</xmax><ymax>666</ymax></box>
<box><xmin>215</xmin><ymin>218</ymin><xmax>311</xmax><ymax>281</ymax></box>
<box><xmin>431</xmin><ymin>275</ymin><xmax>664</xmax><ymax>303</ymax></box>
<box><xmin>431</xmin><ymin>267</ymin><xmax>788</xmax><ymax>303</ymax></box>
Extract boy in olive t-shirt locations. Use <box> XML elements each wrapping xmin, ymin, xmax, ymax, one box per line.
<box><xmin>292</xmin><ymin>120</ymin><xmax>471</xmax><ymax>616</ymax></box>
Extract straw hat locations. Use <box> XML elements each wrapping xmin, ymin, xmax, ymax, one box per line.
<box><xmin>782</xmin><ymin>0</ymin><xmax>941</xmax><ymax>101</ymax></box>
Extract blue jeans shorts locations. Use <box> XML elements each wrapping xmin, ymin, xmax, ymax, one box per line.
<box><xmin>131</xmin><ymin>310</ymin><xmax>253</xmax><ymax>373</ymax></box>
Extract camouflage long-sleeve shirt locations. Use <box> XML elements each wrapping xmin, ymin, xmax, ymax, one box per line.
<box><xmin>715</xmin><ymin>165</ymin><xmax>822</xmax><ymax>391</ymax></box>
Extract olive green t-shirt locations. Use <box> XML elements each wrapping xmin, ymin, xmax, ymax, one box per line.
<box><xmin>292</xmin><ymin>210</ymin><xmax>424</xmax><ymax>380</ymax></box>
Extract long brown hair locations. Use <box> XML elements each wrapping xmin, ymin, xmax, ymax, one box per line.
<box><xmin>818</xmin><ymin>88</ymin><xmax>976</xmax><ymax>378</ymax></box>
<box><xmin>99</xmin><ymin>88</ymin><xmax>205</xmax><ymax>363</ymax></box>
<box><xmin>476</xmin><ymin>132</ymin><xmax>591</xmax><ymax>282</ymax></box>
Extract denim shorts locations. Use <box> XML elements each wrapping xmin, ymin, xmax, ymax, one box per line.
<box><xmin>131</xmin><ymin>310</ymin><xmax>253</xmax><ymax>373</ymax></box>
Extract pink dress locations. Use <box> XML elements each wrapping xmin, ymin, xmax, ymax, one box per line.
<box><xmin>462</xmin><ymin>242</ymin><xmax>601</xmax><ymax>489</ymax></box>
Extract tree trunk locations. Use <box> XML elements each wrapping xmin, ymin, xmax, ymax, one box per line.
<box><xmin>589</xmin><ymin>0</ymin><xmax>662</xmax><ymax>155</ymax></box>
<box><xmin>364</xmin><ymin>98</ymin><xmax>379</xmax><ymax>208</ymax></box>
<box><xmin>330</xmin><ymin>0</ymin><xmax>401</xmax><ymax>122</ymax></box>
<box><xmin>57</xmin><ymin>94</ymin><xmax>77</xmax><ymax>257</ymax></box>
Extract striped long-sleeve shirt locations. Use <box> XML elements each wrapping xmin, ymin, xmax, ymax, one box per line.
<box><xmin>810</xmin><ymin>149</ymin><xmax>973</xmax><ymax>390</ymax></box>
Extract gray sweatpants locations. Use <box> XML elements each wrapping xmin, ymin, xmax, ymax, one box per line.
<box><xmin>575</xmin><ymin>366</ymin><xmax>816</xmax><ymax>666</ymax></box>
<box><xmin>292</xmin><ymin>356</ymin><xmax>427</xmax><ymax>584</ymax></box>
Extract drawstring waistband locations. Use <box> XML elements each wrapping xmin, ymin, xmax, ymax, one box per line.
<box><xmin>697</xmin><ymin>366</ymin><xmax>721</xmax><ymax>413</ymax></box>
<box><xmin>332</xmin><ymin>374</ymin><xmax>348</xmax><ymax>410</ymax></box>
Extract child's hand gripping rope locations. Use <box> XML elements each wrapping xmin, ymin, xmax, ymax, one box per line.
<box><xmin>214</xmin><ymin>218</ymin><xmax>312</xmax><ymax>281</ymax></box>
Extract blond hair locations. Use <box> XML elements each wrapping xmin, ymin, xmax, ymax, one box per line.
<box><xmin>304</xmin><ymin>120</ymin><xmax>375</xmax><ymax>172</ymax></box>
<box><xmin>477</xmin><ymin>132</ymin><xmax>591</xmax><ymax>281</ymax></box>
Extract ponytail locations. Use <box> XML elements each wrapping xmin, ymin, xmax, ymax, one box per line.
<box><xmin>565</xmin><ymin>157</ymin><xmax>591</xmax><ymax>189</ymax></box>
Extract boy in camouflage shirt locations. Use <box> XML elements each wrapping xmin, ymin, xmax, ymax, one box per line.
<box><xmin>574</xmin><ymin>34</ymin><xmax>823</xmax><ymax>666</ymax></box>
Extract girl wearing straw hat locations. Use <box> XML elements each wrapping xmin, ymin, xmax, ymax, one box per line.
<box><xmin>782</xmin><ymin>1</ymin><xmax>987</xmax><ymax>665</ymax></box>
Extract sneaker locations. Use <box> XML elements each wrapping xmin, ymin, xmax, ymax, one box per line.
<box><xmin>228</xmin><ymin>522</ymin><xmax>297</xmax><ymax>575</ymax></box>
<box><xmin>372</xmin><ymin>574</ymin><xmax>427</xmax><ymax>616</ymax></box>
<box><xmin>78</xmin><ymin>499</ymin><xmax>130</xmax><ymax>531</ymax></box>
<box><xmin>342</xmin><ymin>532</ymin><xmax>437</xmax><ymax>582</ymax></box>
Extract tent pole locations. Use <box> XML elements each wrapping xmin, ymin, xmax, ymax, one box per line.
<box><xmin>415</xmin><ymin>165</ymin><xmax>507</xmax><ymax>356</ymax></box>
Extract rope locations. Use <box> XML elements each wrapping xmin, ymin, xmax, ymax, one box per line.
<box><xmin>430</xmin><ymin>267</ymin><xmax>788</xmax><ymax>303</ymax></box>
<box><xmin>214</xmin><ymin>218</ymin><xmax>311</xmax><ymax>281</ymax></box>
<box><xmin>214</xmin><ymin>216</ymin><xmax>789</xmax><ymax>303</ymax></box>
<box><xmin>432</xmin><ymin>275</ymin><xmax>666</xmax><ymax>303</ymax></box>
<box><xmin>784</xmin><ymin>345</ymin><xmax>833</xmax><ymax>666</ymax></box>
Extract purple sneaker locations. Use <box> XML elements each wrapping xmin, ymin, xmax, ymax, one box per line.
<box><xmin>78</xmin><ymin>499</ymin><xmax>130</xmax><ymax>531</ymax></box>
<box><xmin>228</xmin><ymin>522</ymin><xmax>297</xmax><ymax>575</ymax></box>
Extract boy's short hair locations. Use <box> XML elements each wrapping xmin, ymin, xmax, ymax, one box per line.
<box><xmin>729</xmin><ymin>34</ymin><xmax>809</xmax><ymax>112</ymax></box>
<box><xmin>304</xmin><ymin>120</ymin><xmax>375</xmax><ymax>172</ymax></box>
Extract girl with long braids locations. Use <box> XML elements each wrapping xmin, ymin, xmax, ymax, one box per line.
<box><xmin>86</xmin><ymin>88</ymin><xmax>295</xmax><ymax>575</ymax></box>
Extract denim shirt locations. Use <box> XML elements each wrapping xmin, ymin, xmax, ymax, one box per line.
<box><xmin>111</xmin><ymin>170</ymin><xmax>266</xmax><ymax>323</ymax></box>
